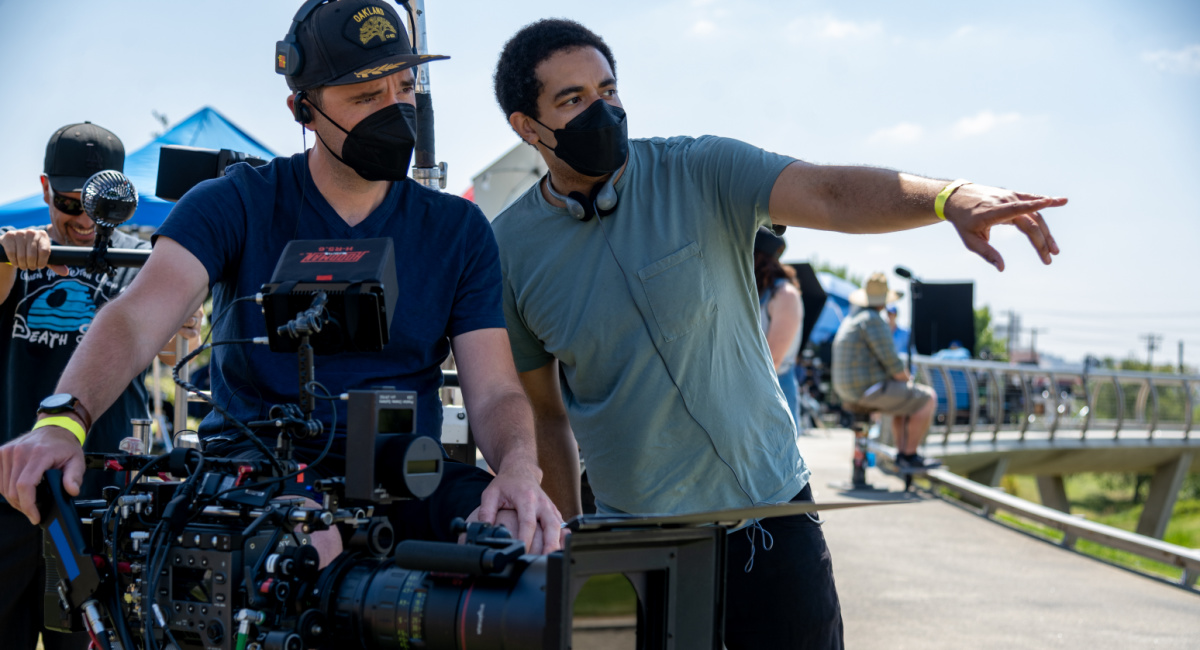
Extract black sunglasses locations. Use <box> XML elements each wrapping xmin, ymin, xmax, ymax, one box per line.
<box><xmin>52</xmin><ymin>190</ymin><xmax>84</xmax><ymax>216</ymax></box>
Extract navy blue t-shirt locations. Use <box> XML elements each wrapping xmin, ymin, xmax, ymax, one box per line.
<box><xmin>155</xmin><ymin>153</ymin><xmax>505</xmax><ymax>442</ymax></box>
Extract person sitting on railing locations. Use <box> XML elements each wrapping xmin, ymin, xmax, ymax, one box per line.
<box><xmin>0</xmin><ymin>122</ymin><xmax>203</xmax><ymax>650</ymax></box>
<box><xmin>832</xmin><ymin>272</ymin><xmax>938</xmax><ymax>469</ymax></box>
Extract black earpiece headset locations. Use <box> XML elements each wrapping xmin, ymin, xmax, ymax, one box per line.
<box><xmin>544</xmin><ymin>173</ymin><xmax>619</xmax><ymax>222</ymax></box>
<box><xmin>276</xmin><ymin>0</ymin><xmax>329</xmax><ymax>124</ymax></box>
<box><xmin>293</xmin><ymin>90</ymin><xmax>313</xmax><ymax>124</ymax></box>
<box><xmin>275</xmin><ymin>0</ymin><xmax>327</xmax><ymax>77</ymax></box>
<box><xmin>278</xmin><ymin>0</ymin><xmax>417</xmax><ymax>126</ymax></box>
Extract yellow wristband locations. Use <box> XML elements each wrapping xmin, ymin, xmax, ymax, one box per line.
<box><xmin>934</xmin><ymin>179</ymin><xmax>971</xmax><ymax>221</ymax></box>
<box><xmin>33</xmin><ymin>416</ymin><xmax>86</xmax><ymax>446</ymax></box>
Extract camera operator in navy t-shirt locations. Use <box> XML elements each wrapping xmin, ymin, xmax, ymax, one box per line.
<box><xmin>0</xmin><ymin>0</ymin><xmax>562</xmax><ymax>560</ymax></box>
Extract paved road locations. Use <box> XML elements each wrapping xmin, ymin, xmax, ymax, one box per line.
<box><xmin>806</xmin><ymin>428</ymin><xmax>1200</xmax><ymax>649</ymax></box>
<box><xmin>572</xmin><ymin>428</ymin><xmax>1200</xmax><ymax>649</ymax></box>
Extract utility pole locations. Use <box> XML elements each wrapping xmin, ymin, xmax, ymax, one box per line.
<box><xmin>1029</xmin><ymin>327</ymin><xmax>1046</xmax><ymax>361</ymax></box>
<box><xmin>1180</xmin><ymin>340</ymin><xmax>1186</xmax><ymax>374</ymax></box>
<box><xmin>1004</xmin><ymin>310</ymin><xmax>1019</xmax><ymax>360</ymax></box>
<box><xmin>1139</xmin><ymin>333</ymin><xmax>1163</xmax><ymax>369</ymax></box>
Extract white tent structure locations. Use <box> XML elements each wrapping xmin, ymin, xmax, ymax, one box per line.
<box><xmin>466</xmin><ymin>142</ymin><xmax>546</xmax><ymax>221</ymax></box>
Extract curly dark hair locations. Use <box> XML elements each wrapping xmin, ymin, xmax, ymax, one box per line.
<box><xmin>754</xmin><ymin>251</ymin><xmax>798</xmax><ymax>296</ymax></box>
<box><xmin>493</xmin><ymin>18</ymin><xmax>617</xmax><ymax>121</ymax></box>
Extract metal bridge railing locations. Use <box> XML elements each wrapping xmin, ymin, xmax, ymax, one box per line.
<box><xmin>910</xmin><ymin>356</ymin><xmax>1200</xmax><ymax>445</ymax></box>
<box><xmin>926</xmin><ymin>467</ymin><xmax>1200</xmax><ymax>589</ymax></box>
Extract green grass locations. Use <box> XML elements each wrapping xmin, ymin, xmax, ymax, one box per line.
<box><xmin>987</xmin><ymin>472</ymin><xmax>1200</xmax><ymax>582</ymax></box>
<box><xmin>1001</xmin><ymin>473</ymin><xmax>1200</xmax><ymax>549</ymax></box>
<box><xmin>573</xmin><ymin>573</ymin><xmax>638</xmax><ymax>618</ymax></box>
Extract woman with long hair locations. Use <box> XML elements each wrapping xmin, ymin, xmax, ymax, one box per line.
<box><xmin>753</xmin><ymin>227</ymin><xmax>804</xmax><ymax>429</ymax></box>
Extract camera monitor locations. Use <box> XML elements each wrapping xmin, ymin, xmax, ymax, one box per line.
<box><xmin>260</xmin><ymin>238</ymin><xmax>398</xmax><ymax>355</ymax></box>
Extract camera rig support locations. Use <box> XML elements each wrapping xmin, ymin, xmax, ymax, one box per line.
<box><xmin>34</xmin><ymin>236</ymin><xmax>901</xmax><ymax>649</ymax></box>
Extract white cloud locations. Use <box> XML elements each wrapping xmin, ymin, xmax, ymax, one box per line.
<box><xmin>821</xmin><ymin>17</ymin><xmax>881</xmax><ymax>39</ymax></box>
<box><xmin>952</xmin><ymin>25</ymin><xmax>975</xmax><ymax>39</ymax></box>
<box><xmin>785</xmin><ymin>14</ymin><xmax>882</xmax><ymax>42</ymax></box>
<box><xmin>691</xmin><ymin>19</ymin><xmax>716</xmax><ymax>36</ymax></box>
<box><xmin>868</xmin><ymin>122</ymin><xmax>924</xmax><ymax>145</ymax></box>
<box><xmin>1141</xmin><ymin>44</ymin><xmax>1200</xmax><ymax>74</ymax></box>
<box><xmin>953</xmin><ymin>110</ymin><xmax>1022</xmax><ymax>138</ymax></box>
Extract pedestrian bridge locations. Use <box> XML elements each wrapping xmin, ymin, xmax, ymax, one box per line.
<box><xmin>811</xmin><ymin>358</ymin><xmax>1200</xmax><ymax>644</ymax></box>
<box><xmin>897</xmin><ymin>357</ymin><xmax>1199</xmax><ymax>540</ymax></box>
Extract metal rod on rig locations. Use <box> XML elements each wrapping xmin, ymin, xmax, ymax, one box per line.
<box><xmin>406</xmin><ymin>0</ymin><xmax>447</xmax><ymax>190</ymax></box>
<box><xmin>173</xmin><ymin>334</ymin><xmax>189</xmax><ymax>442</ymax></box>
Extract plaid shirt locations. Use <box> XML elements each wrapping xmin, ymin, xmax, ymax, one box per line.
<box><xmin>831</xmin><ymin>308</ymin><xmax>905</xmax><ymax>402</ymax></box>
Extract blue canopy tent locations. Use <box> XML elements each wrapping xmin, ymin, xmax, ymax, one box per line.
<box><xmin>0</xmin><ymin>107</ymin><xmax>275</xmax><ymax>229</ymax></box>
<box><xmin>807</xmin><ymin>271</ymin><xmax>909</xmax><ymax>346</ymax></box>
<box><xmin>808</xmin><ymin>272</ymin><xmax>857</xmax><ymax>346</ymax></box>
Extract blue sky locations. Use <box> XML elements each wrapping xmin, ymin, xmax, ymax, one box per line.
<box><xmin>1</xmin><ymin>0</ymin><xmax>1197</xmax><ymax>365</ymax></box>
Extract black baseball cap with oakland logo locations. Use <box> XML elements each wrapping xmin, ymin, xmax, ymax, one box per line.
<box><xmin>43</xmin><ymin>122</ymin><xmax>125</xmax><ymax>193</ymax></box>
<box><xmin>280</xmin><ymin>0</ymin><xmax>449</xmax><ymax>92</ymax></box>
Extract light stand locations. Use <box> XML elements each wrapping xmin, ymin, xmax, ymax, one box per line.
<box><xmin>893</xmin><ymin>266</ymin><xmax>921</xmax><ymax>459</ymax></box>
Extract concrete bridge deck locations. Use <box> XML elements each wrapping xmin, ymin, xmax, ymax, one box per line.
<box><xmin>806</xmin><ymin>428</ymin><xmax>1200</xmax><ymax>649</ymax></box>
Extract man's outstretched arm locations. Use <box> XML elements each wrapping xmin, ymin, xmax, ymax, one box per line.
<box><xmin>452</xmin><ymin>328</ymin><xmax>563</xmax><ymax>553</ymax></box>
<box><xmin>0</xmin><ymin>237</ymin><xmax>209</xmax><ymax>523</ymax></box>
<box><xmin>768</xmin><ymin>162</ymin><xmax>1067</xmax><ymax>271</ymax></box>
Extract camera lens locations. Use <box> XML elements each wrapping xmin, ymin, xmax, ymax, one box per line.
<box><xmin>323</xmin><ymin>556</ymin><xmax>547</xmax><ymax>649</ymax></box>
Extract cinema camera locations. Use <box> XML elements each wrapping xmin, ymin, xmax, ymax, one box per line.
<box><xmin>39</xmin><ymin>237</ymin><xmax>756</xmax><ymax>650</ymax></box>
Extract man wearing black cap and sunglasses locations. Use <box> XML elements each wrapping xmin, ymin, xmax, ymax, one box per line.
<box><xmin>0</xmin><ymin>123</ymin><xmax>202</xmax><ymax>650</ymax></box>
<box><xmin>0</xmin><ymin>0</ymin><xmax>562</xmax><ymax>564</ymax></box>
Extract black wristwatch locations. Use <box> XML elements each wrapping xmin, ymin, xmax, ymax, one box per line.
<box><xmin>37</xmin><ymin>393</ymin><xmax>93</xmax><ymax>430</ymax></box>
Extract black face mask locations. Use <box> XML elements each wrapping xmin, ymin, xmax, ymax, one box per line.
<box><xmin>309</xmin><ymin>101</ymin><xmax>417</xmax><ymax>182</ymax></box>
<box><xmin>534</xmin><ymin>100</ymin><xmax>628</xmax><ymax>178</ymax></box>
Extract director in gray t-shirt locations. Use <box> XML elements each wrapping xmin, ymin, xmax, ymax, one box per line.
<box><xmin>490</xmin><ymin>18</ymin><xmax>1065</xmax><ymax>650</ymax></box>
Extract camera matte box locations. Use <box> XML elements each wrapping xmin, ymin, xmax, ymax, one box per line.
<box><xmin>261</xmin><ymin>238</ymin><xmax>397</xmax><ymax>354</ymax></box>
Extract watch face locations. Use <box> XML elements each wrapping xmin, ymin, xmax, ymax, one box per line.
<box><xmin>39</xmin><ymin>393</ymin><xmax>76</xmax><ymax>411</ymax></box>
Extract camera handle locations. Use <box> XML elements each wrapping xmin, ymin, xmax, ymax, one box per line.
<box><xmin>393</xmin><ymin>519</ymin><xmax>526</xmax><ymax>576</ymax></box>
<box><xmin>248</xmin><ymin>292</ymin><xmax>330</xmax><ymax>460</ymax></box>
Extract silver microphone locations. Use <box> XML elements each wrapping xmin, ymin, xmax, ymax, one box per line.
<box><xmin>82</xmin><ymin>169</ymin><xmax>138</xmax><ymax>228</ymax></box>
<box><xmin>81</xmin><ymin>170</ymin><xmax>138</xmax><ymax>275</ymax></box>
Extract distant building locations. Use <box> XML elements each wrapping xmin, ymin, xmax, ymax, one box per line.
<box><xmin>465</xmin><ymin>142</ymin><xmax>547</xmax><ymax>221</ymax></box>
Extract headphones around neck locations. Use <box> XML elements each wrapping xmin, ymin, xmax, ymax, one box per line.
<box><xmin>544</xmin><ymin>173</ymin><xmax>619</xmax><ymax>222</ymax></box>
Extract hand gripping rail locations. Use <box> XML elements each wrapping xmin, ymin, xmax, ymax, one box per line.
<box><xmin>0</xmin><ymin>246</ymin><xmax>150</xmax><ymax>267</ymax></box>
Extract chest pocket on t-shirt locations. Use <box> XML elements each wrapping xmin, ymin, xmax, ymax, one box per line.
<box><xmin>636</xmin><ymin>241</ymin><xmax>716</xmax><ymax>343</ymax></box>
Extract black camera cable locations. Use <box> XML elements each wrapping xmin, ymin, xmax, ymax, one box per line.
<box><xmin>146</xmin><ymin>456</ymin><xmax>209</xmax><ymax>650</ymax></box>
<box><xmin>141</xmin><ymin>454</ymin><xmax>210</xmax><ymax>650</ymax></box>
<box><xmin>198</xmin><ymin>381</ymin><xmax>338</xmax><ymax>510</ymax></box>
<box><xmin>144</xmin><ymin>520</ymin><xmax>182</xmax><ymax>650</ymax></box>
<box><xmin>172</xmin><ymin>338</ymin><xmax>283</xmax><ymax>475</ymax></box>
<box><xmin>97</xmin><ymin>451</ymin><xmax>173</xmax><ymax>650</ymax></box>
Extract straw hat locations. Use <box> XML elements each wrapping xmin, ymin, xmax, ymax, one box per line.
<box><xmin>848</xmin><ymin>272</ymin><xmax>903</xmax><ymax>308</ymax></box>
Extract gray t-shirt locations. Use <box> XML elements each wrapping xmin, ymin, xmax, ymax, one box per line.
<box><xmin>493</xmin><ymin>135</ymin><xmax>809</xmax><ymax>515</ymax></box>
